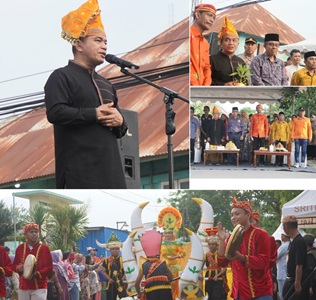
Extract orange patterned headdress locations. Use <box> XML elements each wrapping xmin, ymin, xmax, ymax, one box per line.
<box><xmin>204</xmin><ymin>227</ymin><xmax>218</xmax><ymax>236</ymax></box>
<box><xmin>213</xmin><ymin>106</ymin><xmax>220</xmax><ymax>114</ymax></box>
<box><xmin>231</xmin><ymin>196</ymin><xmax>252</xmax><ymax>214</ymax></box>
<box><xmin>61</xmin><ymin>0</ymin><xmax>106</xmax><ymax>45</ymax></box>
<box><xmin>157</xmin><ymin>206</ymin><xmax>182</xmax><ymax>231</ymax></box>
<box><xmin>218</xmin><ymin>17</ymin><xmax>238</xmax><ymax>41</ymax></box>
<box><xmin>24</xmin><ymin>223</ymin><xmax>39</xmax><ymax>234</ymax></box>
<box><xmin>251</xmin><ymin>212</ymin><xmax>260</xmax><ymax>224</ymax></box>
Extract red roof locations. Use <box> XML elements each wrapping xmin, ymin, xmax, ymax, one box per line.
<box><xmin>209</xmin><ymin>3</ymin><xmax>304</xmax><ymax>44</ymax></box>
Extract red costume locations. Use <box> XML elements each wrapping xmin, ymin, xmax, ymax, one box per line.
<box><xmin>13</xmin><ymin>242</ymin><xmax>53</xmax><ymax>290</ymax></box>
<box><xmin>218</xmin><ymin>224</ymin><xmax>273</xmax><ymax>300</ymax></box>
<box><xmin>0</xmin><ymin>245</ymin><xmax>13</xmax><ymax>297</ymax></box>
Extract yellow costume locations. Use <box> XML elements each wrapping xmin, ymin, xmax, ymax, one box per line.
<box><xmin>158</xmin><ymin>207</ymin><xmax>186</xmax><ymax>300</ymax></box>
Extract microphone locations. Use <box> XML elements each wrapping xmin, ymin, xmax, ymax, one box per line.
<box><xmin>105</xmin><ymin>54</ymin><xmax>139</xmax><ymax>69</ymax></box>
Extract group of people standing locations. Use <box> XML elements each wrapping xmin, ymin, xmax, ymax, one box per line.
<box><xmin>190</xmin><ymin>4</ymin><xmax>316</xmax><ymax>86</ymax></box>
<box><xmin>191</xmin><ymin>104</ymin><xmax>313</xmax><ymax>168</ymax></box>
<box><xmin>0</xmin><ymin>223</ymin><xmax>131</xmax><ymax>300</ymax></box>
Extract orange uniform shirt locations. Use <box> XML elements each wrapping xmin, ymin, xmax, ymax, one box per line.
<box><xmin>250</xmin><ymin>113</ymin><xmax>269</xmax><ymax>138</ymax></box>
<box><xmin>190</xmin><ymin>25</ymin><xmax>211</xmax><ymax>86</ymax></box>
<box><xmin>291</xmin><ymin>116</ymin><xmax>312</xmax><ymax>140</ymax></box>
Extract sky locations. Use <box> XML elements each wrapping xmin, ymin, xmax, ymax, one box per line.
<box><xmin>0</xmin><ymin>189</ymin><xmax>175</xmax><ymax>230</ymax></box>
<box><xmin>0</xmin><ymin>0</ymin><xmax>189</xmax><ymax>99</ymax></box>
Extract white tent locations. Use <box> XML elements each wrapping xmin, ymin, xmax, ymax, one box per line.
<box><xmin>272</xmin><ymin>223</ymin><xmax>305</xmax><ymax>241</ymax></box>
<box><xmin>278</xmin><ymin>38</ymin><xmax>316</xmax><ymax>56</ymax></box>
<box><xmin>281</xmin><ymin>190</ymin><xmax>316</xmax><ymax>228</ymax></box>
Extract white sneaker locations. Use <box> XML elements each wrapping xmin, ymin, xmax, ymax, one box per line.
<box><xmin>302</xmin><ymin>164</ymin><xmax>307</xmax><ymax>168</ymax></box>
<box><xmin>294</xmin><ymin>163</ymin><xmax>300</xmax><ymax>168</ymax></box>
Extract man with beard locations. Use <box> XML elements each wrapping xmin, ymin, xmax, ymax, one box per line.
<box><xmin>211</xmin><ymin>17</ymin><xmax>245</xmax><ymax>86</ymax></box>
<box><xmin>250</xmin><ymin>33</ymin><xmax>288</xmax><ymax>86</ymax></box>
<box><xmin>190</xmin><ymin>4</ymin><xmax>217</xmax><ymax>86</ymax></box>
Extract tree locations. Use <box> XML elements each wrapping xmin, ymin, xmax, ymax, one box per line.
<box><xmin>28</xmin><ymin>203</ymin><xmax>49</xmax><ymax>242</ymax></box>
<box><xmin>46</xmin><ymin>203</ymin><xmax>89</xmax><ymax>251</ymax></box>
<box><xmin>0</xmin><ymin>200</ymin><xmax>14</xmax><ymax>245</ymax></box>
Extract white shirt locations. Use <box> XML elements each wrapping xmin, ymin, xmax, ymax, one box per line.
<box><xmin>285</xmin><ymin>64</ymin><xmax>304</xmax><ymax>85</ymax></box>
<box><xmin>276</xmin><ymin>240</ymin><xmax>290</xmax><ymax>280</ymax></box>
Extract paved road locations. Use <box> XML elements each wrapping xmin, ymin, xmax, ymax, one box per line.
<box><xmin>191</xmin><ymin>163</ymin><xmax>316</xmax><ymax>178</ymax></box>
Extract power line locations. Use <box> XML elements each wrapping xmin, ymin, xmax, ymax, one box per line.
<box><xmin>0</xmin><ymin>37</ymin><xmax>187</xmax><ymax>86</ymax></box>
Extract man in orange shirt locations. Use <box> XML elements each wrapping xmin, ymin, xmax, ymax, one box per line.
<box><xmin>250</xmin><ymin>104</ymin><xmax>269</xmax><ymax>166</ymax></box>
<box><xmin>190</xmin><ymin>4</ymin><xmax>216</xmax><ymax>86</ymax></box>
<box><xmin>291</xmin><ymin>107</ymin><xmax>312</xmax><ymax>168</ymax></box>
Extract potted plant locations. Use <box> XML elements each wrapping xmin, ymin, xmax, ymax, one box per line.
<box><xmin>230</xmin><ymin>63</ymin><xmax>253</xmax><ymax>86</ymax></box>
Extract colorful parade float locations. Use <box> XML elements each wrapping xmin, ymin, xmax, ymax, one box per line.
<box><xmin>119</xmin><ymin>198</ymin><xmax>217</xmax><ymax>300</ymax></box>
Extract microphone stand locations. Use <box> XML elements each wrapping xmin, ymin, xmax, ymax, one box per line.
<box><xmin>119</xmin><ymin>67</ymin><xmax>189</xmax><ymax>189</ymax></box>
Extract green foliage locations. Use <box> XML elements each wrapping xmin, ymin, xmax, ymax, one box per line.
<box><xmin>230</xmin><ymin>63</ymin><xmax>253</xmax><ymax>85</ymax></box>
<box><xmin>0</xmin><ymin>200</ymin><xmax>14</xmax><ymax>244</ymax></box>
<box><xmin>46</xmin><ymin>203</ymin><xmax>89</xmax><ymax>252</ymax></box>
<box><xmin>28</xmin><ymin>203</ymin><xmax>49</xmax><ymax>242</ymax></box>
<box><xmin>280</xmin><ymin>87</ymin><xmax>316</xmax><ymax>117</ymax></box>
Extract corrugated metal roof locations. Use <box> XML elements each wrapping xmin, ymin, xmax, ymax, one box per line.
<box><xmin>98</xmin><ymin>17</ymin><xmax>189</xmax><ymax>157</ymax></box>
<box><xmin>0</xmin><ymin>18</ymin><xmax>189</xmax><ymax>186</ymax></box>
<box><xmin>209</xmin><ymin>3</ymin><xmax>304</xmax><ymax>44</ymax></box>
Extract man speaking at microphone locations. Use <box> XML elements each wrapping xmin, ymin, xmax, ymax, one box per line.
<box><xmin>44</xmin><ymin>0</ymin><xmax>128</xmax><ymax>188</ymax></box>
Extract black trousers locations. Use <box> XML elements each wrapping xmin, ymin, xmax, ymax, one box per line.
<box><xmin>190</xmin><ymin>138</ymin><xmax>195</xmax><ymax>163</ymax></box>
<box><xmin>253</xmin><ymin>137</ymin><xmax>266</xmax><ymax>164</ymax></box>
<box><xmin>283</xmin><ymin>278</ymin><xmax>309</xmax><ymax>300</ymax></box>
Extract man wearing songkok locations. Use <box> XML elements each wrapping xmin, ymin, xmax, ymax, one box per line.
<box><xmin>135</xmin><ymin>229</ymin><xmax>173</xmax><ymax>300</ymax></box>
<box><xmin>101</xmin><ymin>232</ymin><xmax>127</xmax><ymax>300</ymax></box>
<box><xmin>291</xmin><ymin>107</ymin><xmax>312</xmax><ymax>168</ymax></box>
<box><xmin>217</xmin><ymin>197</ymin><xmax>273</xmax><ymax>300</ymax></box>
<box><xmin>271</xmin><ymin>111</ymin><xmax>290</xmax><ymax>167</ymax></box>
<box><xmin>291</xmin><ymin>51</ymin><xmax>316</xmax><ymax>86</ymax></box>
<box><xmin>207</xmin><ymin>106</ymin><xmax>225</xmax><ymax>165</ymax></box>
<box><xmin>276</xmin><ymin>232</ymin><xmax>290</xmax><ymax>300</ymax></box>
<box><xmin>190</xmin><ymin>4</ymin><xmax>216</xmax><ymax>86</ymax></box>
<box><xmin>250</xmin><ymin>33</ymin><xmax>288</xmax><ymax>86</ymax></box>
<box><xmin>211</xmin><ymin>17</ymin><xmax>245</xmax><ymax>86</ymax></box>
<box><xmin>13</xmin><ymin>223</ymin><xmax>53</xmax><ymax>300</ymax></box>
<box><xmin>285</xmin><ymin>49</ymin><xmax>303</xmax><ymax>84</ymax></box>
<box><xmin>44</xmin><ymin>0</ymin><xmax>128</xmax><ymax>189</ymax></box>
<box><xmin>226</xmin><ymin>107</ymin><xmax>245</xmax><ymax>165</ymax></box>
<box><xmin>250</xmin><ymin>103</ymin><xmax>269</xmax><ymax>166</ymax></box>
<box><xmin>158</xmin><ymin>206</ymin><xmax>186</xmax><ymax>300</ymax></box>
<box><xmin>0</xmin><ymin>245</ymin><xmax>12</xmax><ymax>300</ymax></box>
<box><xmin>203</xmin><ymin>228</ymin><xmax>228</xmax><ymax>300</ymax></box>
<box><xmin>281</xmin><ymin>215</ymin><xmax>308</xmax><ymax>300</ymax></box>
